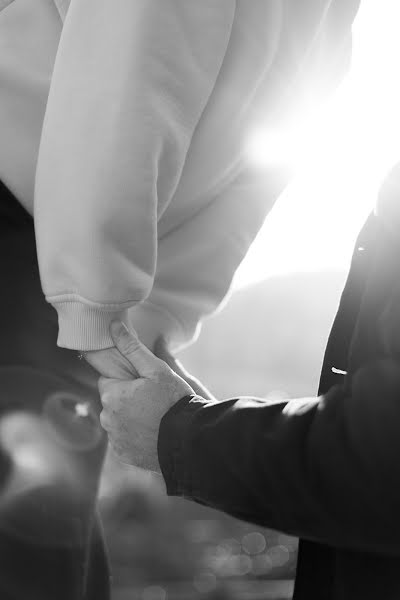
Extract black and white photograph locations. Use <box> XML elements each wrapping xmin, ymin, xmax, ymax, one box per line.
<box><xmin>0</xmin><ymin>1</ymin><xmax>399</xmax><ymax>598</ymax></box>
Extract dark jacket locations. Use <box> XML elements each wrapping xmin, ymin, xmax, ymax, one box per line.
<box><xmin>158</xmin><ymin>165</ymin><xmax>400</xmax><ymax>599</ymax></box>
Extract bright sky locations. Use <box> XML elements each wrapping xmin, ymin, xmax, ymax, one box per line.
<box><xmin>234</xmin><ymin>0</ymin><xmax>400</xmax><ymax>289</ymax></box>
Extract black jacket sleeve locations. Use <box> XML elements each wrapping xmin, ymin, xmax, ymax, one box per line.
<box><xmin>157</xmin><ymin>0</ymin><xmax>375</xmax><ymax>556</ymax></box>
<box><xmin>158</xmin><ymin>354</ymin><xmax>400</xmax><ymax>556</ymax></box>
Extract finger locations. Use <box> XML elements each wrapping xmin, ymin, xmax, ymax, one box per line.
<box><xmin>98</xmin><ymin>376</ymin><xmax>108</xmax><ymax>396</ymax></box>
<box><xmin>99</xmin><ymin>379</ymin><xmax>142</xmax><ymax>413</ymax></box>
<box><xmin>154</xmin><ymin>336</ymin><xmax>176</xmax><ymax>367</ymax></box>
<box><xmin>154</xmin><ymin>337</ymin><xmax>187</xmax><ymax>378</ymax></box>
<box><xmin>99</xmin><ymin>410</ymin><xmax>111</xmax><ymax>431</ymax></box>
<box><xmin>100</xmin><ymin>390</ymin><xmax>113</xmax><ymax>408</ymax></box>
<box><xmin>110</xmin><ymin>321</ymin><xmax>164</xmax><ymax>378</ymax></box>
<box><xmin>84</xmin><ymin>347</ymin><xmax>140</xmax><ymax>379</ymax></box>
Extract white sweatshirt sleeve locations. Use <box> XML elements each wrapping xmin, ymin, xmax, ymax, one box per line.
<box><xmin>126</xmin><ymin>167</ymin><xmax>289</xmax><ymax>353</ymax></box>
<box><xmin>123</xmin><ymin>0</ymin><xmax>360</xmax><ymax>354</ymax></box>
<box><xmin>34</xmin><ymin>0</ymin><xmax>235</xmax><ymax>351</ymax></box>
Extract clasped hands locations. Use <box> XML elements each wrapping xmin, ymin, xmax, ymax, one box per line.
<box><xmin>84</xmin><ymin>321</ymin><xmax>195</xmax><ymax>473</ymax></box>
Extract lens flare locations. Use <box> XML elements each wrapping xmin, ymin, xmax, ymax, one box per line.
<box><xmin>0</xmin><ymin>412</ymin><xmax>69</xmax><ymax>493</ymax></box>
<box><xmin>43</xmin><ymin>391</ymin><xmax>102</xmax><ymax>452</ymax></box>
<box><xmin>0</xmin><ymin>408</ymin><xmax>96</xmax><ymax>546</ymax></box>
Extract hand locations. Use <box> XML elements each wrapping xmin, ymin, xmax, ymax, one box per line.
<box><xmin>154</xmin><ymin>337</ymin><xmax>216</xmax><ymax>402</ymax></box>
<box><xmin>98</xmin><ymin>321</ymin><xmax>194</xmax><ymax>472</ymax></box>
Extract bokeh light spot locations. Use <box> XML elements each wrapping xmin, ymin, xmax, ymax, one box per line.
<box><xmin>242</xmin><ymin>531</ymin><xmax>267</xmax><ymax>555</ymax></box>
<box><xmin>0</xmin><ymin>412</ymin><xmax>66</xmax><ymax>490</ymax></box>
<box><xmin>229</xmin><ymin>554</ymin><xmax>252</xmax><ymax>577</ymax></box>
<box><xmin>277</xmin><ymin>533</ymin><xmax>298</xmax><ymax>553</ymax></box>
<box><xmin>266</xmin><ymin>545</ymin><xmax>291</xmax><ymax>568</ymax></box>
<box><xmin>251</xmin><ymin>554</ymin><xmax>274</xmax><ymax>576</ymax></box>
<box><xmin>219</xmin><ymin>538</ymin><xmax>241</xmax><ymax>556</ymax></box>
<box><xmin>43</xmin><ymin>392</ymin><xmax>102</xmax><ymax>452</ymax></box>
<box><xmin>74</xmin><ymin>402</ymin><xmax>90</xmax><ymax>417</ymax></box>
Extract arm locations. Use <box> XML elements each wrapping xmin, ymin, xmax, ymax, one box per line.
<box><xmin>34</xmin><ymin>0</ymin><xmax>235</xmax><ymax>351</ymax></box>
<box><xmin>127</xmin><ymin>167</ymin><xmax>289</xmax><ymax>353</ymax></box>
<box><xmin>96</xmin><ymin>307</ymin><xmax>400</xmax><ymax>557</ymax></box>
<box><xmin>158</xmin><ymin>358</ymin><xmax>400</xmax><ymax>556</ymax></box>
<box><xmin>124</xmin><ymin>0</ymin><xmax>361</xmax><ymax>354</ymax></box>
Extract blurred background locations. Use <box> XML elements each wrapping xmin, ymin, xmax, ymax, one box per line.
<box><xmin>97</xmin><ymin>1</ymin><xmax>400</xmax><ymax>599</ymax></box>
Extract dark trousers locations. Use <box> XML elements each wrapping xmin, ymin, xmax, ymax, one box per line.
<box><xmin>0</xmin><ymin>180</ymin><xmax>110</xmax><ymax>599</ymax></box>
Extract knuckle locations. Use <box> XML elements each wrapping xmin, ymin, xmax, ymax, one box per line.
<box><xmin>122</xmin><ymin>339</ymin><xmax>141</xmax><ymax>358</ymax></box>
<box><xmin>99</xmin><ymin>410</ymin><xmax>109</xmax><ymax>430</ymax></box>
<box><xmin>97</xmin><ymin>376</ymin><xmax>108</xmax><ymax>395</ymax></box>
<box><xmin>101</xmin><ymin>391</ymin><xmax>113</xmax><ymax>407</ymax></box>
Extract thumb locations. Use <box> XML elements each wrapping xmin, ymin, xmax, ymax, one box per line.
<box><xmin>110</xmin><ymin>321</ymin><xmax>162</xmax><ymax>378</ymax></box>
<box><xmin>154</xmin><ymin>336</ymin><xmax>176</xmax><ymax>368</ymax></box>
<box><xmin>154</xmin><ymin>337</ymin><xmax>185</xmax><ymax>375</ymax></box>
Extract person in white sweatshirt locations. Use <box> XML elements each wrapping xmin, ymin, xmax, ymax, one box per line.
<box><xmin>0</xmin><ymin>0</ymin><xmax>359</xmax><ymax>598</ymax></box>
<box><xmin>1</xmin><ymin>0</ymin><xmax>359</xmax><ymax>356</ymax></box>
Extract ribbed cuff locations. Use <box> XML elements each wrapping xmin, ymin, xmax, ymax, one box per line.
<box><xmin>53</xmin><ymin>298</ymin><xmax>188</xmax><ymax>352</ymax></box>
<box><xmin>53</xmin><ymin>301</ymin><xmax>131</xmax><ymax>350</ymax></box>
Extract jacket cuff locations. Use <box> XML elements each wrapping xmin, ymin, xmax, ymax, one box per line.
<box><xmin>157</xmin><ymin>394</ymin><xmax>208</xmax><ymax>497</ymax></box>
<box><xmin>53</xmin><ymin>301</ymin><xmax>131</xmax><ymax>350</ymax></box>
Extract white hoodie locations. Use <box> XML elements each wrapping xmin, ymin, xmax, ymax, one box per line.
<box><xmin>0</xmin><ymin>0</ymin><xmax>359</xmax><ymax>351</ymax></box>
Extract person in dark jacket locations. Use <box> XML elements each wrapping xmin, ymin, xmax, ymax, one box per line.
<box><xmin>94</xmin><ymin>161</ymin><xmax>400</xmax><ymax>600</ymax></box>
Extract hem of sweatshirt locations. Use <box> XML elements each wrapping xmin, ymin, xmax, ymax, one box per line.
<box><xmin>53</xmin><ymin>300</ymin><xmax>133</xmax><ymax>350</ymax></box>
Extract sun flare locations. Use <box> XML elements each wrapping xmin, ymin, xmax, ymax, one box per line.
<box><xmin>235</xmin><ymin>0</ymin><xmax>400</xmax><ymax>288</ymax></box>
